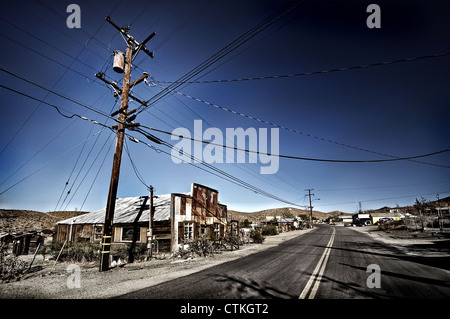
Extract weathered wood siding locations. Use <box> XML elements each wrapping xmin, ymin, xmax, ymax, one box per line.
<box><xmin>172</xmin><ymin>184</ymin><xmax>227</xmax><ymax>251</ymax></box>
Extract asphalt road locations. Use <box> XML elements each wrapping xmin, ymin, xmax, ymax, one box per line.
<box><xmin>116</xmin><ymin>225</ymin><xmax>450</xmax><ymax>299</ymax></box>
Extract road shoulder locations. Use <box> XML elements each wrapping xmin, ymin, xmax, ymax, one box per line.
<box><xmin>0</xmin><ymin>228</ymin><xmax>315</xmax><ymax>299</ymax></box>
<box><xmin>347</xmin><ymin>225</ymin><xmax>450</xmax><ymax>257</ymax></box>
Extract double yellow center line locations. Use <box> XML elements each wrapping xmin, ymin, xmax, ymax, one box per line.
<box><xmin>299</xmin><ymin>227</ymin><xmax>336</xmax><ymax>299</ymax></box>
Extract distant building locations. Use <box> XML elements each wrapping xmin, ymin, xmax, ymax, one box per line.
<box><xmin>277</xmin><ymin>218</ymin><xmax>297</xmax><ymax>231</ymax></box>
<box><xmin>370</xmin><ymin>212</ymin><xmax>403</xmax><ymax>224</ymax></box>
<box><xmin>352</xmin><ymin>213</ymin><xmax>372</xmax><ymax>226</ymax></box>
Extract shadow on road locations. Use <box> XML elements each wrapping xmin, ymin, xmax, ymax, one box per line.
<box><xmin>313</xmin><ymin>236</ymin><xmax>450</xmax><ymax>272</ymax></box>
<box><xmin>340</xmin><ymin>263</ymin><xmax>450</xmax><ymax>289</ymax></box>
<box><xmin>213</xmin><ymin>274</ymin><xmax>296</xmax><ymax>299</ymax></box>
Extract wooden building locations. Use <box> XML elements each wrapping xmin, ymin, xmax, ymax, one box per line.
<box><xmin>55</xmin><ymin>183</ymin><xmax>227</xmax><ymax>254</ymax></box>
<box><xmin>0</xmin><ymin>232</ymin><xmax>44</xmax><ymax>256</ymax></box>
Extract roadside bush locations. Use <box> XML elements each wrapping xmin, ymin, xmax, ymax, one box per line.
<box><xmin>111</xmin><ymin>243</ymin><xmax>148</xmax><ymax>262</ymax></box>
<box><xmin>261</xmin><ymin>225</ymin><xmax>278</xmax><ymax>236</ymax></box>
<box><xmin>0</xmin><ymin>246</ymin><xmax>28</xmax><ymax>282</ymax></box>
<box><xmin>250</xmin><ymin>230</ymin><xmax>265</xmax><ymax>243</ymax></box>
<box><xmin>68</xmin><ymin>241</ymin><xmax>99</xmax><ymax>262</ymax></box>
<box><xmin>378</xmin><ymin>220</ymin><xmax>406</xmax><ymax>231</ymax></box>
<box><xmin>42</xmin><ymin>241</ymin><xmax>100</xmax><ymax>263</ymax></box>
<box><xmin>129</xmin><ymin>243</ymin><xmax>148</xmax><ymax>261</ymax></box>
<box><xmin>111</xmin><ymin>244</ymin><xmax>129</xmax><ymax>261</ymax></box>
<box><xmin>43</xmin><ymin>241</ymin><xmax>149</xmax><ymax>264</ymax></box>
<box><xmin>41</xmin><ymin>241</ymin><xmax>65</xmax><ymax>260</ymax></box>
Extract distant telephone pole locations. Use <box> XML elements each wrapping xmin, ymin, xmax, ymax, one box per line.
<box><xmin>306</xmin><ymin>189</ymin><xmax>314</xmax><ymax>228</ymax></box>
<box><xmin>437</xmin><ymin>193</ymin><xmax>443</xmax><ymax>232</ymax></box>
<box><xmin>99</xmin><ymin>16</ymin><xmax>155</xmax><ymax>272</ymax></box>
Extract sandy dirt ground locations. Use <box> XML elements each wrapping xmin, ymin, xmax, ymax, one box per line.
<box><xmin>0</xmin><ymin>228</ymin><xmax>314</xmax><ymax>299</ymax></box>
<box><xmin>349</xmin><ymin>225</ymin><xmax>450</xmax><ymax>257</ymax></box>
<box><xmin>2</xmin><ymin>225</ymin><xmax>449</xmax><ymax>299</ymax></box>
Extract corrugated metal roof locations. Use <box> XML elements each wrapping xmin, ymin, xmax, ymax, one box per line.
<box><xmin>57</xmin><ymin>193</ymin><xmax>182</xmax><ymax>225</ymax></box>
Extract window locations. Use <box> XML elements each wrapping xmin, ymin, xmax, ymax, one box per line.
<box><xmin>93</xmin><ymin>225</ymin><xmax>102</xmax><ymax>241</ymax></box>
<box><xmin>214</xmin><ymin>223</ymin><xmax>220</xmax><ymax>235</ymax></box>
<box><xmin>121</xmin><ymin>227</ymin><xmax>140</xmax><ymax>242</ymax></box>
<box><xmin>200</xmin><ymin>224</ymin><xmax>206</xmax><ymax>235</ymax></box>
<box><xmin>184</xmin><ymin>222</ymin><xmax>193</xmax><ymax>239</ymax></box>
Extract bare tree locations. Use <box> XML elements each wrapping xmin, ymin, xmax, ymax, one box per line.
<box><xmin>414</xmin><ymin>197</ymin><xmax>431</xmax><ymax>232</ymax></box>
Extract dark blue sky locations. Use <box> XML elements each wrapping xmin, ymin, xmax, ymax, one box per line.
<box><xmin>0</xmin><ymin>0</ymin><xmax>449</xmax><ymax>213</ymax></box>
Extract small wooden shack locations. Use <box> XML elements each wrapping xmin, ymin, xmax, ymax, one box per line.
<box><xmin>55</xmin><ymin>183</ymin><xmax>227</xmax><ymax>254</ymax></box>
<box><xmin>0</xmin><ymin>232</ymin><xmax>44</xmax><ymax>256</ymax></box>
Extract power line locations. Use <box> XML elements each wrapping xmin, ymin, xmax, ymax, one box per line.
<box><xmin>0</xmin><ymin>84</ymin><xmax>293</xmax><ymax>206</ymax></box>
<box><xmin>0</xmin><ymin>85</ymin><xmax>116</xmax><ymax>194</ymax></box>
<box><xmin>317</xmin><ymin>180</ymin><xmax>450</xmax><ymax>192</ymax></box>
<box><xmin>8</xmin><ymin>83</ymin><xmax>445</xmax><ymax>211</ymax></box>
<box><xmin>0</xmin><ymin>110</ymin><xmax>78</xmax><ymax>189</ymax></box>
<box><xmin>155</xmin><ymin>51</ymin><xmax>450</xmax><ymax>84</ymax></box>
<box><xmin>55</xmin><ymin>123</ymin><xmax>97</xmax><ymax>211</ymax></box>
<box><xmin>126</xmin><ymin>132</ymin><xmax>302</xmax><ymax>207</ymax></box>
<box><xmin>139</xmin><ymin>0</ymin><xmax>308</xmax><ymax>112</ymax></box>
<box><xmin>0</xmin><ymin>16</ymin><xmax>99</xmax><ymax>74</ymax></box>
<box><xmin>0</xmin><ymin>67</ymin><xmax>115</xmax><ymax>121</ymax></box>
<box><xmin>0</xmin><ymin>83</ymin><xmax>115</xmax><ymax>130</ymax></box>
<box><xmin>62</xmin><ymin>132</ymin><xmax>114</xmax><ymax>211</ymax></box>
<box><xmin>318</xmin><ymin>191</ymin><xmax>450</xmax><ymax>208</ymax></box>
<box><xmin>6</xmin><ymin>79</ymin><xmax>446</xmax><ymax>169</ymax></box>
<box><xmin>135</xmin><ymin>125</ymin><xmax>450</xmax><ymax>164</ymax></box>
<box><xmin>0</xmin><ymin>33</ymin><xmax>90</xmax><ymax>80</ymax></box>
<box><xmin>0</xmin><ymin>84</ymin><xmax>75</xmax><ymax>119</ymax></box>
<box><xmin>57</xmin><ymin>109</ymin><xmax>114</xmax><ymax>211</ymax></box>
<box><xmin>35</xmin><ymin>0</ymin><xmax>116</xmax><ymax>54</ymax></box>
<box><xmin>135</xmin><ymin>0</ymin><xmax>178</xmax><ymax>41</ymax></box>
<box><xmin>124</xmin><ymin>139</ymin><xmax>150</xmax><ymax>189</ymax></box>
<box><xmin>54</xmin><ymin>94</ymin><xmax>115</xmax><ymax>211</ymax></box>
<box><xmin>144</xmin><ymin>75</ymin><xmax>304</xmax><ymax>194</ymax></box>
<box><xmin>147</xmin><ymin>81</ymin><xmax>450</xmax><ymax>169</ymax></box>
<box><xmin>0</xmin><ymin>129</ymin><xmax>107</xmax><ymax>197</ymax></box>
<box><xmin>153</xmin><ymin>0</ymin><xmax>214</xmax><ymax>52</ymax></box>
<box><xmin>80</xmin><ymin>137</ymin><xmax>115</xmax><ymax>211</ymax></box>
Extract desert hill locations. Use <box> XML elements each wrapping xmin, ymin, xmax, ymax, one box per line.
<box><xmin>0</xmin><ymin>210</ymin><xmax>89</xmax><ymax>234</ymax></box>
<box><xmin>228</xmin><ymin>207</ymin><xmax>352</xmax><ymax>224</ymax></box>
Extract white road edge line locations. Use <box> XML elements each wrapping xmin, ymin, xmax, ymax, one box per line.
<box><xmin>299</xmin><ymin>227</ymin><xmax>336</xmax><ymax>299</ymax></box>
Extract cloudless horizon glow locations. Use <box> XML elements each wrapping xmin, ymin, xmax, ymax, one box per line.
<box><xmin>0</xmin><ymin>0</ymin><xmax>449</xmax><ymax>214</ymax></box>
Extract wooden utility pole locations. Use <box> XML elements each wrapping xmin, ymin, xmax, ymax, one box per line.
<box><xmin>148</xmin><ymin>185</ymin><xmax>154</xmax><ymax>258</ymax></box>
<box><xmin>99</xmin><ymin>17</ymin><xmax>155</xmax><ymax>272</ymax></box>
<box><xmin>437</xmin><ymin>193</ymin><xmax>443</xmax><ymax>232</ymax></box>
<box><xmin>99</xmin><ymin>39</ymin><xmax>133</xmax><ymax>272</ymax></box>
<box><xmin>306</xmin><ymin>189</ymin><xmax>314</xmax><ymax>228</ymax></box>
